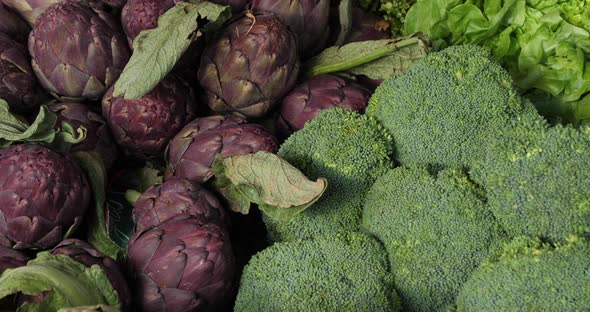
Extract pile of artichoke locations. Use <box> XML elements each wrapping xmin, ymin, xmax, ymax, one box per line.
<box><xmin>0</xmin><ymin>0</ymin><xmax>397</xmax><ymax>310</ymax></box>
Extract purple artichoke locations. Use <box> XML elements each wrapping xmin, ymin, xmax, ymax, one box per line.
<box><xmin>0</xmin><ymin>144</ymin><xmax>91</xmax><ymax>250</ymax></box>
<box><xmin>0</xmin><ymin>245</ymin><xmax>28</xmax><ymax>273</ymax></box>
<box><xmin>345</xmin><ymin>7</ymin><xmax>390</xmax><ymax>43</ymax></box>
<box><xmin>51</xmin><ymin>239</ymin><xmax>132</xmax><ymax>309</ymax></box>
<box><xmin>133</xmin><ymin>178</ymin><xmax>228</xmax><ymax>233</ymax></box>
<box><xmin>165</xmin><ymin>115</ymin><xmax>279</xmax><ymax>184</ymax></box>
<box><xmin>49</xmin><ymin>102</ymin><xmax>118</xmax><ymax>170</ymax></box>
<box><xmin>102</xmin><ymin>75</ymin><xmax>197</xmax><ymax>159</ymax></box>
<box><xmin>121</xmin><ymin>0</ymin><xmax>177</xmax><ymax>47</ymax></box>
<box><xmin>198</xmin><ymin>13</ymin><xmax>300</xmax><ymax>118</ymax></box>
<box><xmin>0</xmin><ymin>4</ymin><xmax>30</xmax><ymax>44</ymax></box>
<box><xmin>276</xmin><ymin>74</ymin><xmax>371</xmax><ymax>136</ymax></box>
<box><xmin>251</xmin><ymin>0</ymin><xmax>330</xmax><ymax>58</ymax></box>
<box><xmin>127</xmin><ymin>215</ymin><xmax>236</xmax><ymax>312</ymax></box>
<box><xmin>120</xmin><ymin>0</ymin><xmax>203</xmax><ymax>69</ymax></box>
<box><xmin>29</xmin><ymin>0</ymin><xmax>131</xmax><ymax>100</ymax></box>
<box><xmin>208</xmin><ymin>0</ymin><xmax>249</xmax><ymax>13</ymax></box>
<box><xmin>0</xmin><ymin>33</ymin><xmax>38</xmax><ymax>114</ymax></box>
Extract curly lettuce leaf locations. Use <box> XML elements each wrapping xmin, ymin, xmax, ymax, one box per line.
<box><xmin>404</xmin><ymin>0</ymin><xmax>590</xmax><ymax>124</ymax></box>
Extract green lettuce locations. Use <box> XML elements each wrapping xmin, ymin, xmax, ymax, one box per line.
<box><xmin>405</xmin><ymin>0</ymin><xmax>590</xmax><ymax>124</ymax></box>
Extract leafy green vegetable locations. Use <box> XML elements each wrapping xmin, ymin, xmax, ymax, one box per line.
<box><xmin>303</xmin><ymin>33</ymin><xmax>430</xmax><ymax>80</ymax></box>
<box><xmin>212</xmin><ymin>152</ymin><xmax>327</xmax><ymax>221</ymax></box>
<box><xmin>76</xmin><ymin>152</ymin><xmax>125</xmax><ymax>261</ymax></box>
<box><xmin>0</xmin><ymin>99</ymin><xmax>57</xmax><ymax>147</ymax></box>
<box><xmin>404</xmin><ymin>0</ymin><xmax>590</xmax><ymax>123</ymax></box>
<box><xmin>0</xmin><ymin>99</ymin><xmax>88</xmax><ymax>151</ymax></box>
<box><xmin>58</xmin><ymin>305</ymin><xmax>118</xmax><ymax>312</ymax></box>
<box><xmin>0</xmin><ymin>252</ymin><xmax>120</xmax><ymax>311</ymax></box>
<box><xmin>113</xmin><ymin>1</ymin><xmax>231</xmax><ymax>99</ymax></box>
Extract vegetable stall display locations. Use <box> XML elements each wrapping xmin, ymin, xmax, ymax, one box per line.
<box><xmin>0</xmin><ymin>0</ymin><xmax>588</xmax><ymax>311</ymax></box>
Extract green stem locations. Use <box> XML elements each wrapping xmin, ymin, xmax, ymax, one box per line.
<box><xmin>306</xmin><ymin>37</ymin><xmax>420</xmax><ymax>78</ymax></box>
<box><xmin>125</xmin><ymin>190</ymin><xmax>142</xmax><ymax>206</ymax></box>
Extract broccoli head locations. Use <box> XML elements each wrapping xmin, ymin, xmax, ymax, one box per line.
<box><xmin>473</xmin><ymin>112</ymin><xmax>590</xmax><ymax>243</ymax></box>
<box><xmin>363</xmin><ymin>167</ymin><xmax>507</xmax><ymax>312</ymax></box>
<box><xmin>264</xmin><ymin>108</ymin><xmax>393</xmax><ymax>242</ymax></box>
<box><xmin>367</xmin><ymin>44</ymin><xmax>535</xmax><ymax>172</ymax></box>
<box><xmin>234</xmin><ymin>232</ymin><xmax>401</xmax><ymax>312</ymax></box>
<box><xmin>457</xmin><ymin>236</ymin><xmax>590</xmax><ymax>311</ymax></box>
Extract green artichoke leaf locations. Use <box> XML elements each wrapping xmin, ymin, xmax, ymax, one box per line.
<box><xmin>75</xmin><ymin>152</ymin><xmax>125</xmax><ymax>261</ymax></box>
<box><xmin>58</xmin><ymin>305</ymin><xmax>119</xmax><ymax>312</ymax></box>
<box><xmin>303</xmin><ymin>33</ymin><xmax>431</xmax><ymax>80</ymax></box>
<box><xmin>0</xmin><ymin>99</ymin><xmax>57</xmax><ymax>147</ymax></box>
<box><xmin>212</xmin><ymin>151</ymin><xmax>327</xmax><ymax>221</ymax></box>
<box><xmin>52</xmin><ymin>121</ymin><xmax>87</xmax><ymax>153</ymax></box>
<box><xmin>0</xmin><ymin>252</ymin><xmax>120</xmax><ymax>311</ymax></box>
<box><xmin>119</xmin><ymin>162</ymin><xmax>164</xmax><ymax>194</ymax></box>
<box><xmin>113</xmin><ymin>1</ymin><xmax>231</xmax><ymax>99</ymax></box>
<box><xmin>334</xmin><ymin>0</ymin><xmax>352</xmax><ymax>46</ymax></box>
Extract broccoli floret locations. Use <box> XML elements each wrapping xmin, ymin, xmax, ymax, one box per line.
<box><xmin>472</xmin><ymin>112</ymin><xmax>590</xmax><ymax>243</ymax></box>
<box><xmin>457</xmin><ymin>236</ymin><xmax>590</xmax><ymax>311</ymax></box>
<box><xmin>367</xmin><ymin>44</ymin><xmax>536</xmax><ymax>172</ymax></box>
<box><xmin>234</xmin><ymin>232</ymin><xmax>401</xmax><ymax>312</ymax></box>
<box><xmin>362</xmin><ymin>167</ymin><xmax>507</xmax><ymax>312</ymax></box>
<box><xmin>265</xmin><ymin>108</ymin><xmax>393</xmax><ymax>242</ymax></box>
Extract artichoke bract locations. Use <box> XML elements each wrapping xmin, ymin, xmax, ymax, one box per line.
<box><xmin>121</xmin><ymin>0</ymin><xmax>177</xmax><ymax>47</ymax></box>
<box><xmin>0</xmin><ymin>245</ymin><xmax>28</xmax><ymax>273</ymax></box>
<box><xmin>133</xmin><ymin>178</ymin><xmax>228</xmax><ymax>233</ymax></box>
<box><xmin>208</xmin><ymin>0</ymin><xmax>249</xmax><ymax>13</ymax></box>
<box><xmin>0</xmin><ymin>144</ymin><xmax>91</xmax><ymax>250</ymax></box>
<box><xmin>0</xmin><ymin>33</ymin><xmax>38</xmax><ymax>114</ymax></box>
<box><xmin>127</xmin><ymin>216</ymin><xmax>236</xmax><ymax>312</ymax></box>
<box><xmin>29</xmin><ymin>0</ymin><xmax>130</xmax><ymax>101</ymax></box>
<box><xmin>0</xmin><ymin>4</ymin><xmax>30</xmax><ymax>44</ymax></box>
<box><xmin>102</xmin><ymin>75</ymin><xmax>196</xmax><ymax>159</ymax></box>
<box><xmin>276</xmin><ymin>74</ymin><xmax>371</xmax><ymax>136</ymax></box>
<box><xmin>51</xmin><ymin>239</ymin><xmax>132</xmax><ymax>309</ymax></box>
<box><xmin>165</xmin><ymin>115</ymin><xmax>279</xmax><ymax>184</ymax></box>
<box><xmin>49</xmin><ymin>102</ymin><xmax>118</xmax><ymax>170</ymax></box>
<box><xmin>251</xmin><ymin>0</ymin><xmax>330</xmax><ymax>58</ymax></box>
<box><xmin>198</xmin><ymin>13</ymin><xmax>300</xmax><ymax>118</ymax></box>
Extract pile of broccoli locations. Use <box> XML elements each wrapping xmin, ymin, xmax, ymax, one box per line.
<box><xmin>367</xmin><ymin>44</ymin><xmax>536</xmax><ymax>172</ymax></box>
<box><xmin>458</xmin><ymin>236</ymin><xmax>590</xmax><ymax>310</ymax></box>
<box><xmin>474</xmin><ymin>113</ymin><xmax>590</xmax><ymax>242</ymax></box>
<box><xmin>363</xmin><ymin>167</ymin><xmax>507</xmax><ymax>311</ymax></box>
<box><xmin>264</xmin><ymin>108</ymin><xmax>393</xmax><ymax>242</ymax></box>
<box><xmin>234</xmin><ymin>232</ymin><xmax>400</xmax><ymax>311</ymax></box>
<box><xmin>236</xmin><ymin>44</ymin><xmax>590</xmax><ymax>311</ymax></box>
